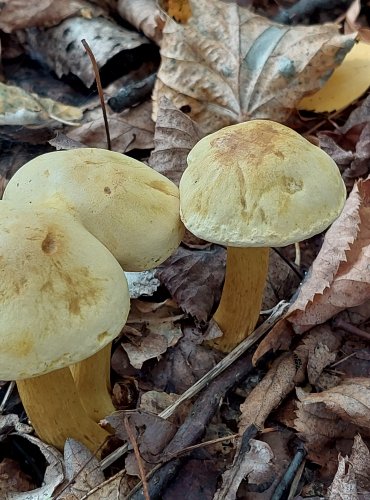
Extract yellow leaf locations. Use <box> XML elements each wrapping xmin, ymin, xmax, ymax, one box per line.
<box><xmin>298</xmin><ymin>41</ymin><xmax>370</xmax><ymax>113</ymax></box>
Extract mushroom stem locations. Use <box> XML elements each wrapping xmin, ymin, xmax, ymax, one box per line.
<box><xmin>70</xmin><ymin>344</ymin><xmax>115</xmax><ymax>422</ymax></box>
<box><xmin>17</xmin><ymin>367</ymin><xmax>111</xmax><ymax>452</ymax></box>
<box><xmin>210</xmin><ymin>247</ymin><xmax>269</xmax><ymax>353</ymax></box>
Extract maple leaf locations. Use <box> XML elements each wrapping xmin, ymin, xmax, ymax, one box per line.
<box><xmin>153</xmin><ymin>0</ymin><xmax>356</xmax><ymax>133</ymax></box>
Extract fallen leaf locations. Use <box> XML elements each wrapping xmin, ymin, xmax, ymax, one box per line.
<box><xmin>0</xmin><ymin>82</ymin><xmax>82</xmax><ymax>126</ymax></box>
<box><xmin>298</xmin><ymin>42</ymin><xmax>370</xmax><ymax>113</ymax></box>
<box><xmin>139</xmin><ymin>390</ymin><xmax>179</xmax><ymax>415</ymax></box>
<box><xmin>149</xmin><ymin>325</ymin><xmax>222</xmax><ymax>393</ymax></box>
<box><xmin>117</xmin><ymin>0</ymin><xmax>165</xmax><ymax>43</ymax></box>
<box><xmin>67</xmin><ymin>101</ymin><xmax>154</xmax><ymax>152</ymax></box>
<box><xmin>350</xmin><ymin>434</ymin><xmax>370</xmax><ymax>492</ymax></box>
<box><xmin>121</xmin><ymin>321</ymin><xmax>183</xmax><ymax>369</ymax></box>
<box><xmin>254</xmin><ymin>178</ymin><xmax>370</xmax><ymax>362</ymax></box>
<box><xmin>239</xmin><ymin>351</ymin><xmax>307</xmax><ymax>433</ymax></box>
<box><xmin>0</xmin><ymin>414</ymin><xmax>33</xmax><ymax>435</ymax></box>
<box><xmin>24</xmin><ymin>16</ymin><xmax>152</xmax><ymax>88</ymax></box>
<box><xmin>0</xmin><ymin>0</ymin><xmax>101</xmax><ymax>33</ymax></box>
<box><xmin>299</xmin><ymin>378</ymin><xmax>370</xmax><ymax>431</ymax></box>
<box><xmin>10</xmin><ymin>433</ymin><xmax>65</xmax><ymax>499</ymax></box>
<box><xmin>214</xmin><ymin>439</ymin><xmax>275</xmax><ymax>500</ymax></box>
<box><xmin>156</xmin><ymin>245</ymin><xmax>226</xmax><ymax>322</ymax></box>
<box><xmin>149</xmin><ymin>96</ymin><xmax>202</xmax><ymax>185</ymax></box>
<box><xmin>62</xmin><ymin>439</ymin><xmax>105</xmax><ymax>498</ymax></box>
<box><xmin>327</xmin><ymin>455</ymin><xmax>359</xmax><ymax>500</ymax></box>
<box><xmin>81</xmin><ymin>470</ymin><xmax>131</xmax><ymax>499</ymax></box>
<box><xmin>153</xmin><ymin>0</ymin><xmax>356</xmax><ymax>133</ymax></box>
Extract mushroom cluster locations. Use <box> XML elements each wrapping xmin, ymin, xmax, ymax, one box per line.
<box><xmin>179</xmin><ymin>120</ymin><xmax>346</xmax><ymax>352</ymax></box>
<box><xmin>2</xmin><ymin>148</ymin><xmax>184</xmax><ymax>451</ymax></box>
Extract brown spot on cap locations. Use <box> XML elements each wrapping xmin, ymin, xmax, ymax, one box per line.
<box><xmin>104</xmin><ymin>186</ymin><xmax>111</xmax><ymax>194</ymax></box>
<box><xmin>41</xmin><ymin>233</ymin><xmax>58</xmax><ymax>255</ymax></box>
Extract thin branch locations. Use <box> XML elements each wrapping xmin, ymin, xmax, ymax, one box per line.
<box><xmin>81</xmin><ymin>39</ymin><xmax>111</xmax><ymax>151</ymax></box>
<box><xmin>124</xmin><ymin>416</ymin><xmax>150</xmax><ymax>500</ymax></box>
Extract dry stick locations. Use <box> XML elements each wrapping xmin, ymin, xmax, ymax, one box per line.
<box><xmin>0</xmin><ymin>381</ymin><xmax>15</xmax><ymax>414</ymax></box>
<box><xmin>100</xmin><ymin>300</ymin><xmax>289</xmax><ymax>471</ymax></box>
<box><xmin>81</xmin><ymin>39</ymin><xmax>111</xmax><ymax>151</ymax></box>
<box><xmin>335</xmin><ymin>318</ymin><xmax>370</xmax><ymax>342</ymax></box>
<box><xmin>124</xmin><ymin>416</ymin><xmax>150</xmax><ymax>500</ymax></box>
<box><xmin>271</xmin><ymin>447</ymin><xmax>307</xmax><ymax>500</ymax></box>
<box><xmin>127</xmin><ymin>354</ymin><xmax>256</xmax><ymax>500</ymax></box>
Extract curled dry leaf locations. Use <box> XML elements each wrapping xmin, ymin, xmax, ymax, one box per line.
<box><xmin>214</xmin><ymin>439</ymin><xmax>275</xmax><ymax>500</ymax></box>
<box><xmin>350</xmin><ymin>434</ymin><xmax>370</xmax><ymax>492</ymax></box>
<box><xmin>0</xmin><ymin>0</ymin><xmax>101</xmax><ymax>33</ymax></box>
<box><xmin>24</xmin><ymin>17</ymin><xmax>152</xmax><ymax>88</ymax></box>
<box><xmin>254</xmin><ymin>178</ymin><xmax>370</xmax><ymax>362</ymax></box>
<box><xmin>0</xmin><ymin>82</ymin><xmax>82</xmax><ymax>127</ymax></box>
<box><xmin>117</xmin><ymin>0</ymin><xmax>165</xmax><ymax>43</ymax></box>
<box><xmin>62</xmin><ymin>439</ymin><xmax>105</xmax><ymax>498</ymax></box>
<box><xmin>121</xmin><ymin>321</ymin><xmax>183</xmax><ymax>369</ymax></box>
<box><xmin>239</xmin><ymin>351</ymin><xmax>307</xmax><ymax>433</ymax></box>
<box><xmin>327</xmin><ymin>455</ymin><xmax>359</xmax><ymax>500</ymax></box>
<box><xmin>9</xmin><ymin>434</ymin><xmax>65</xmax><ymax>499</ymax></box>
<box><xmin>156</xmin><ymin>245</ymin><xmax>226</xmax><ymax>323</ymax></box>
<box><xmin>153</xmin><ymin>0</ymin><xmax>356</xmax><ymax>133</ymax></box>
<box><xmin>149</xmin><ymin>96</ymin><xmax>202</xmax><ymax>185</ymax></box>
<box><xmin>299</xmin><ymin>378</ymin><xmax>370</xmax><ymax>432</ymax></box>
<box><xmin>296</xmin><ymin>325</ymin><xmax>341</xmax><ymax>386</ymax></box>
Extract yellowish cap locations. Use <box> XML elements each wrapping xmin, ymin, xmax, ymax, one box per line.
<box><xmin>0</xmin><ymin>202</ymin><xmax>129</xmax><ymax>380</ymax></box>
<box><xmin>4</xmin><ymin>149</ymin><xmax>184</xmax><ymax>271</ymax></box>
<box><xmin>180</xmin><ymin>120</ymin><xmax>346</xmax><ymax>247</ymax></box>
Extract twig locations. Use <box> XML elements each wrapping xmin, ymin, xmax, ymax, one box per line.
<box><xmin>127</xmin><ymin>353</ymin><xmax>255</xmax><ymax>500</ymax></box>
<box><xmin>0</xmin><ymin>381</ymin><xmax>15</xmax><ymax>414</ymax></box>
<box><xmin>334</xmin><ymin>318</ymin><xmax>370</xmax><ymax>341</ymax></box>
<box><xmin>124</xmin><ymin>416</ymin><xmax>150</xmax><ymax>500</ymax></box>
<box><xmin>330</xmin><ymin>351</ymin><xmax>356</xmax><ymax>368</ymax></box>
<box><xmin>271</xmin><ymin>447</ymin><xmax>307</xmax><ymax>500</ymax></box>
<box><xmin>99</xmin><ymin>300</ymin><xmax>289</xmax><ymax>471</ymax></box>
<box><xmin>288</xmin><ymin>457</ymin><xmax>306</xmax><ymax>500</ymax></box>
<box><xmin>81</xmin><ymin>39</ymin><xmax>111</xmax><ymax>151</ymax></box>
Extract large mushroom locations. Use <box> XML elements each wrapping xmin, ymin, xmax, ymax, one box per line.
<box><xmin>179</xmin><ymin>120</ymin><xmax>346</xmax><ymax>352</ymax></box>
<box><xmin>0</xmin><ymin>202</ymin><xmax>130</xmax><ymax>451</ymax></box>
<box><xmin>4</xmin><ymin>148</ymin><xmax>184</xmax><ymax>420</ymax></box>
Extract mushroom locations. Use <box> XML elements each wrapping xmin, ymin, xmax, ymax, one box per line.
<box><xmin>0</xmin><ymin>202</ymin><xmax>130</xmax><ymax>451</ymax></box>
<box><xmin>179</xmin><ymin>120</ymin><xmax>346</xmax><ymax>352</ymax></box>
<box><xmin>4</xmin><ymin>148</ymin><xmax>184</xmax><ymax>420</ymax></box>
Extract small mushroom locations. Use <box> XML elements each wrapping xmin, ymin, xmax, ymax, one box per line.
<box><xmin>4</xmin><ymin>148</ymin><xmax>184</xmax><ymax>420</ymax></box>
<box><xmin>0</xmin><ymin>202</ymin><xmax>130</xmax><ymax>451</ymax></box>
<box><xmin>179</xmin><ymin>120</ymin><xmax>346</xmax><ymax>352</ymax></box>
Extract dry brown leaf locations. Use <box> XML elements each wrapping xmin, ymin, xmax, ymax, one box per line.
<box><xmin>328</xmin><ymin>455</ymin><xmax>359</xmax><ymax>500</ymax></box>
<box><xmin>254</xmin><ymin>178</ymin><xmax>370</xmax><ymax>362</ymax></box>
<box><xmin>117</xmin><ymin>0</ymin><xmax>165</xmax><ymax>43</ymax></box>
<box><xmin>149</xmin><ymin>96</ymin><xmax>202</xmax><ymax>185</ymax></box>
<box><xmin>139</xmin><ymin>390</ymin><xmax>179</xmax><ymax>414</ymax></box>
<box><xmin>239</xmin><ymin>351</ymin><xmax>307</xmax><ymax>433</ymax></box>
<box><xmin>81</xmin><ymin>470</ymin><xmax>131</xmax><ymax>499</ymax></box>
<box><xmin>0</xmin><ymin>0</ymin><xmax>101</xmax><ymax>32</ymax></box>
<box><xmin>156</xmin><ymin>245</ymin><xmax>226</xmax><ymax>322</ymax></box>
<box><xmin>121</xmin><ymin>321</ymin><xmax>182</xmax><ymax>369</ymax></box>
<box><xmin>296</xmin><ymin>326</ymin><xmax>341</xmax><ymax>386</ymax></box>
<box><xmin>214</xmin><ymin>439</ymin><xmax>275</xmax><ymax>500</ymax></box>
<box><xmin>153</xmin><ymin>0</ymin><xmax>356</xmax><ymax>133</ymax></box>
<box><xmin>150</xmin><ymin>325</ymin><xmax>222</xmax><ymax>393</ymax></box>
<box><xmin>62</xmin><ymin>439</ymin><xmax>105</xmax><ymax>498</ymax></box>
<box><xmin>66</xmin><ymin>101</ymin><xmax>154</xmax><ymax>153</ymax></box>
<box><xmin>300</xmin><ymin>378</ymin><xmax>370</xmax><ymax>431</ymax></box>
<box><xmin>350</xmin><ymin>434</ymin><xmax>370</xmax><ymax>492</ymax></box>
<box><xmin>163</xmin><ymin>459</ymin><xmax>219</xmax><ymax>500</ymax></box>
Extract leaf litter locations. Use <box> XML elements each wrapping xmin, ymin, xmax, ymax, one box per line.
<box><xmin>4</xmin><ymin>0</ymin><xmax>370</xmax><ymax>499</ymax></box>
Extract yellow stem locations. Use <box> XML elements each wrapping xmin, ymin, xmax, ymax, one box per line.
<box><xmin>70</xmin><ymin>344</ymin><xmax>115</xmax><ymax>422</ymax></box>
<box><xmin>17</xmin><ymin>367</ymin><xmax>110</xmax><ymax>453</ymax></box>
<box><xmin>210</xmin><ymin>247</ymin><xmax>269</xmax><ymax>352</ymax></box>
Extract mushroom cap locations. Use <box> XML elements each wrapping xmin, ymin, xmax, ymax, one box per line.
<box><xmin>180</xmin><ymin>120</ymin><xmax>346</xmax><ymax>247</ymax></box>
<box><xmin>0</xmin><ymin>202</ymin><xmax>130</xmax><ymax>380</ymax></box>
<box><xmin>4</xmin><ymin>149</ymin><xmax>184</xmax><ymax>271</ymax></box>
